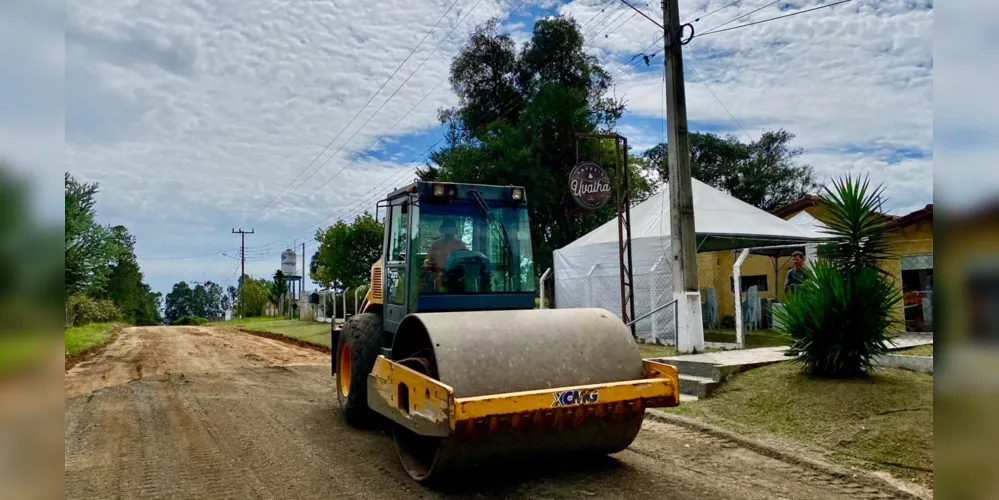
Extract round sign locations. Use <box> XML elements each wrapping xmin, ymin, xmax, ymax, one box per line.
<box><xmin>568</xmin><ymin>162</ymin><xmax>613</xmax><ymax>210</ymax></box>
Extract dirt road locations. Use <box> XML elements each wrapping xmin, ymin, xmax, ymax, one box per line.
<box><xmin>65</xmin><ymin>326</ymin><xmax>903</xmax><ymax>500</ymax></box>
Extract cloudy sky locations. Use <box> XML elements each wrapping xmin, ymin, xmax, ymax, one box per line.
<box><xmin>6</xmin><ymin>0</ymin><xmax>983</xmax><ymax>298</ymax></box>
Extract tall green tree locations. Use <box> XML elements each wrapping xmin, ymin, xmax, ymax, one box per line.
<box><xmin>310</xmin><ymin>211</ymin><xmax>384</xmax><ymax>291</ymax></box>
<box><xmin>65</xmin><ymin>173</ymin><xmax>119</xmax><ymax>295</ymax></box>
<box><xmin>640</xmin><ymin>129</ymin><xmax>819</xmax><ymax>212</ymax></box>
<box><xmin>99</xmin><ymin>225</ymin><xmax>162</xmax><ymax>325</ymax></box>
<box><xmin>418</xmin><ymin>16</ymin><xmax>637</xmax><ymax>275</ymax></box>
<box><xmin>270</xmin><ymin>270</ymin><xmax>289</xmax><ymax>307</ymax></box>
<box><xmin>164</xmin><ymin>281</ymin><xmax>194</xmax><ymax>323</ymax></box>
<box><xmin>235</xmin><ymin>276</ymin><xmax>270</xmax><ymax>318</ymax></box>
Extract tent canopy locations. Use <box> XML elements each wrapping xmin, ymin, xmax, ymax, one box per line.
<box><xmin>561</xmin><ymin>178</ymin><xmax>823</xmax><ymax>253</ymax></box>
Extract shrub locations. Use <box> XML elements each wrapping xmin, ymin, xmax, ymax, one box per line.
<box><xmin>775</xmin><ymin>263</ymin><xmax>900</xmax><ymax>377</ymax></box>
<box><xmin>173</xmin><ymin>315</ymin><xmax>209</xmax><ymax>326</ymax></box>
<box><xmin>66</xmin><ymin>294</ymin><xmax>122</xmax><ymax>327</ymax></box>
<box><xmin>774</xmin><ymin>174</ymin><xmax>902</xmax><ymax>378</ymax></box>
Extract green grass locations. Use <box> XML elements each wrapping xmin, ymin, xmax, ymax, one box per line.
<box><xmin>65</xmin><ymin>322</ymin><xmax>122</xmax><ymax>357</ymax></box>
<box><xmin>665</xmin><ymin>361</ymin><xmax>933</xmax><ymax>487</ymax></box>
<box><xmin>894</xmin><ymin>344</ymin><xmax>933</xmax><ymax>357</ymax></box>
<box><xmin>638</xmin><ymin>343</ymin><xmax>677</xmax><ymax>358</ymax></box>
<box><xmin>704</xmin><ymin>328</ymin><xmax>791</xmax><ymax>348</ymax></box>
<box><xmin>222</xmin><ymin>318</ymin><xmax>331</xmax><ymax>347</ymax></box>
<box><xmin>0</xmin><ymin>333</ymin><xmax>51</xmax><ymax>374</ymax></box>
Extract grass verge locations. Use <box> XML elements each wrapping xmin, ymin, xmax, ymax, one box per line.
<box><xmin>894</xmin><ymin>344</ymin><xmax>933</xmax><ymax>357</ymax></box>
<box><xmin>65</xmin><ymin>322</ymin><xmax>124</xmax><ymax>370</ymax></box>
<box><xmin>704</xmin><ymin>328</ymin><xmax>790</xmax><ymax>347</ymax></box>
<box><xmin>219</xmin><ymin>318</ymin><xmax>332</xmax><ymax>353</ymax></box>
<box><xmin>663</xmin><ymin>361</ymin><xmax>933</xmax><ymax>488</ymax></box>
<box><xmin>637</xmin><ymin>343</ymin><xmax>677</xmax><ymax>358</ymax></box>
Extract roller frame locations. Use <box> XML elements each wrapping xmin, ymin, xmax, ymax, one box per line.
<box><xmin>367</xmin><ymin>355</ymin><xmax>680</xmax><ymax>438</ymax></box>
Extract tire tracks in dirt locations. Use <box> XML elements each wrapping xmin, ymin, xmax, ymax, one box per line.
<box><xmin>64</xmin><ymin>326</ymin><xmax>910</xmax><ymax>500</ymax></box>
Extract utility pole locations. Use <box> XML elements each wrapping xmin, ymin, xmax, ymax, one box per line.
<box><xmin>232</xmin><ymin>228</ymin><xmax>254</xmax><ymax>318</ymax></box>
<box><xmin>301</xmin><ymin>242</ymin><xmax>306</xmax><ymax>321</ymax></box>
<box><xmin>662</xmin><ymin>0</ymin><xmax>703</xmax><ymax>352</ymax></box>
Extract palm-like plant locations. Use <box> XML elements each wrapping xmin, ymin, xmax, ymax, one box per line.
<box><xmin>774</xmin><ymin>174</ymin><xmax>903</xmax><ymax>378</ymax></box>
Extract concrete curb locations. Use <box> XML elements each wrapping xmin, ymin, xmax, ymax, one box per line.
<box><xmin>645</xmin><ymin>409</ymin><xmax>930</xmax><ymax>500</ymax></box>
<box><xmin>874</xmin><ymin>354</ymin><xmax>933</xmax><ymax>373</ymax></box>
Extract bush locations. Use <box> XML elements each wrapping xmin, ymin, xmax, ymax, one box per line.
<box><xmin>173</xmin><ymin>315</ymin><xmax>209</xmax><ymax>326</ymax></box>
<box><xmin>66</xmin><ymin>294</ymin><xmax>122</xmax><ymax>327</ymax></box>
<box><xmin>775</xmin><ymin>263</ymin><xmax>900</xmax><ymax>377</ymax></box>
<box><xmin>774</xmin><ymin>174</ymin><xmax>902</xmax><ymax>378</ymax></box>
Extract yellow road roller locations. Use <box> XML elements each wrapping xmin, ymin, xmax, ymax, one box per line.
<box><xmin>333</xmin><ymin>180</ymin><xmax>679</xmax><ymax>483</ymax></box>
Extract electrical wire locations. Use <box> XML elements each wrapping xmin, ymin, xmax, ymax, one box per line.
<box><xmin>617</xmin><ymin>0</ymin><xmax>664</xmax><ymax>30</ymax></box>
<box><xmin>254</xmin><ymin>0</ymin><xmax>485</xmax><ymax>223</ymax></box>
<box><xmin>698</xmin><ymin>0</ymin><xmax>782</xmax><ymax>36</ymax></box>
<box><xmin>695</xmin><ymin>0</ymin><xmax>853</xmax><ymax>38</ymax></box>
<box><xmin>684</xmin><ymin>0</ymin><xmax>742</xmax><ymax>25</ymax></box>
<box><xmin>233</xmin><ymin>0</ymin><xmax>465</xmax><ymax>229</ymax></box>
<box><xmin>685</xmin><ymin>61</ymin><xmax>754</xmax><ymax>142</ymax></box>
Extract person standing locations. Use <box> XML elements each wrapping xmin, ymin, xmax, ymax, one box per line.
<box><xmin>784</xmin><ymin>250</ymin><xmax>808</xmax><ymax>294</ymax></box>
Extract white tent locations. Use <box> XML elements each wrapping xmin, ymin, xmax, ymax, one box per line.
<box><xmin>552</xmin><ymin>179</ymin><xmax>821</xmax><ymax>344</ymax></box>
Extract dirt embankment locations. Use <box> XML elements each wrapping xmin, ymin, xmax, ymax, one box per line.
<box><xmin>65</xmin><ymin>326</ymin><xmax>911</xmax><ymax>500</ymax></box>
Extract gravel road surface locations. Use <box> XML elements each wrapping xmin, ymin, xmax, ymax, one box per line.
<box><xmin>65</xmin><ymin>326</ymin><xmax>903</xmax><ymax>500</ymax></box>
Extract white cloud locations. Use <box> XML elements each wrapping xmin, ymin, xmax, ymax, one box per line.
<box><xmin>1</xmin><ymin>0</ymin><xmax>954</xmax><ymax>294</ymax></box>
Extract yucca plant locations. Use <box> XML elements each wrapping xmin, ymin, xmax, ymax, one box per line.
<box><xmin>774</xmin><ymin>174</ymin><xmax>903</xmax><ymax>377</ymax></box>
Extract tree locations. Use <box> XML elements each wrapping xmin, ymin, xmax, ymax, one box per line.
<box><xmin>236</xmin><ymin>276</ymin><xmax>270</xmax><ymax>318</ymax></box>
<box><xmin>164</xmin><ymin>281</ymin><xmax>194</xmax><ymax>324</ymax></box>
<box><xmin>418</xmin><ymin>16</ymin><xmax>636</xmax><ymax>275</ymax></box>
<box><xmin>270</xmin><ymin>270</ymin><xmax>289</xmax><ymax>307</ymax></box>
<box><xmin>639</xmin><ymin>129</ymin><xmax>819</xmax><ymax>212</ymax></box>
<box><xmin>65</xmin><ymin>173</ymin><xmax>119</xmax><ymax>296</ymax></box>
<box><xmin>99</xmin><ymin>225</ymin><xmax>162</xmax><ymax>325</ymax></box>
<box><xmin>310</xmin><ymin>211</ymin><xmax>384</xmax><ymax>291</ymax></box>
<box><xmin>774</xmin><ymin>174</ymin><xmax>902</xmax><ymax>377</ymax></box>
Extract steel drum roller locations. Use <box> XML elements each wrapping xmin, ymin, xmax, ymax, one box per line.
<box><xmin>389</xmin><ymin>308</ymin><xmax>648</xmax><ymax>482</ymax></box>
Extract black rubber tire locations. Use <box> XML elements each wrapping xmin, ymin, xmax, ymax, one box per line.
<box><xmin>334</xmin><ymin>312</ymin><xmax>384</xmax><ymax>427</ymax></box>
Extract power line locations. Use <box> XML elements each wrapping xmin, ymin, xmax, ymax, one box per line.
<box><xmin>617</xmin><ymin>0</ymin><xmax>663</xmax><ymax>30</ymax></box>
<box><xmin>234</xmin><ymin>0</ymin><xmax>465</xmax><ymax>229</ymax></box>
<box><xmin>699</xmin><ymin>0</ymin><xmax>782</xmax><ymax>36</ymax></box>
<box><xmin>685</xmin><ymin>61</ymin><xmax>754</xmax><ymax>142</ymax></box>
<box><xmin>696</xmin><ymin>0</ymin><xmax>854</xmax><ymax>38</ymax></box>
<box><xmin>262</xmin><ymin>0</ymin><xmax>492</xmax><ymax>223</ymax></box>
<box><xmin>685</xmin><ymin>0</ymin><xmax>742</xmax><ymax>24</ymax></box>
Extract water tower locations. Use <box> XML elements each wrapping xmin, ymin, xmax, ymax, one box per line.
<box><xmin>280</xmin><ymin>248</ymin><xmax>302</xmax><ymax>317</ymax></box>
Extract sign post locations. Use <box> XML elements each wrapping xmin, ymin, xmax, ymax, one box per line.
<box><xmin>572</xmin><ymin>133</ymin><xmax>636</xmax><ymax>338</ymax></box>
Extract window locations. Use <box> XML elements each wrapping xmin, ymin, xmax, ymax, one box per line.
<box><xmin>388</xmin><ymin>204</ymin><xmax>408</xmax><ymax>263</ymax></box>
<box><xmin>411</xmin><ymin>200</ymin><xmax>535</xmax><ymax>294</ymax></box>
<box><xmin>902</xmin><ymin>253</ymin><xmax>933</xmax><ymax>333</ymax></box>
<box><xmin>731</xmin><ymin>275</ymin><xmax>768</xmax><ymax>293</ymax></box>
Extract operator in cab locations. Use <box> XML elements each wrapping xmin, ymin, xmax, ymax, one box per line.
<box><xmin>423</xmin><ymin>219</ymin><xmax>467</xmax><ymax>288</ymax></box>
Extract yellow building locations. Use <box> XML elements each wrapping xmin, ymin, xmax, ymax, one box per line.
<box><xmin>697</xmin><ymin>196</ymin><xmax>934</xmax><ymax>334</ymax></box>
<box><xmin>934</xmin><ymin>203</ymin><xmax>999</xmax><ymax>346</ymax></box>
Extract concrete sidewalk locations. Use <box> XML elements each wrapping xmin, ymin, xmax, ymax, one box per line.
<box><xmin>652</xmin><ymin>334</ymin><xmax>933</xmax><ymax>398</ymax></box>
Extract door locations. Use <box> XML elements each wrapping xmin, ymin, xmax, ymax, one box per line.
<box><xmin>383</xmin><ymin>199</ymin><xmax>410</xmax><ymax>333</ymax></box>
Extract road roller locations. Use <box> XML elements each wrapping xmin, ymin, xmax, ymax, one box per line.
<box><xmin>333</xmin><ymin>180</ymin><xmax>680</xmax><ymax>484</ymax></box>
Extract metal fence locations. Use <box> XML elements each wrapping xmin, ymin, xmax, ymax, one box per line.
<box><xmin>554</xmin><ymin>261</ymin><xmax>678</xmax><ymax>345</ymax></box>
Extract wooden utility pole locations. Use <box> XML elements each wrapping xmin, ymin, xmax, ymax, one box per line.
<box><xmin>301</xmin><ymin>242</ymin><xmax>306</xmax><ymax>320</ymax></box>
<box><xmin>662</xmin><ymin>0</ymin><xmax>703</xmax><ymax>352</ymax></box>
<box><xmin>232</xmin><ymin>228</ymin><xmax>254</xmax><ymax>318</ymax></box>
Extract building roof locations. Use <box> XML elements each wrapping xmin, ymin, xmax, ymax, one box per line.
<box><xmin>887</xmin><ymin>203</ymin><xmax>933</xmax><ymax>230</ymax></box>
<box><xmin>771</xmin><ymin>195</ymin><xmax>931</xmax><ymax>231</ymax></box>
<box><xmin>771</xmin><ymin>195</ymin><xmax>823</xmax><ymax>218</ymax></box>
